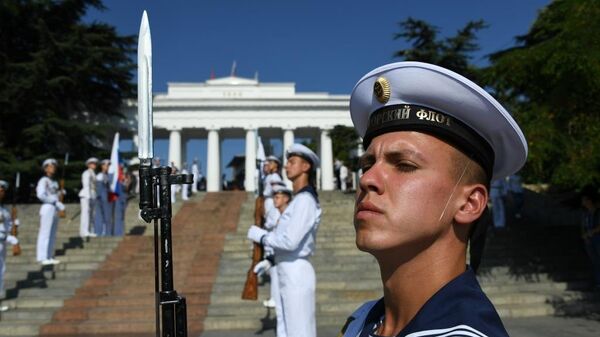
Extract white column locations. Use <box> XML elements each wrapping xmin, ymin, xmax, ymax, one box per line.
<box><xmin>357</xmin><ymin>140</ymin><xmax>364</xmax><ymax>177</ymax></box>
<box><xmin>320</xmin><ymin>128</ymin><xmax>334</xmax><ymax>191</ymax></box>
<box><xmin>282</xmin><ymin>129</ymin><xmax>295</xmax><ymax>187</ymax></box>
<box><xmin>168</xmin><ymin>128</ymin><xmax>182</xmax><ymax>169</ymax></box>
<box><xmin>206</xmin><ymin>128</ymin><xmax>221</xmax><ymax>192</ymax></box>
<box><xmin>244</xmin><ymin>128</ymin><xmax>257</xmax><ymax>192</ymax></box>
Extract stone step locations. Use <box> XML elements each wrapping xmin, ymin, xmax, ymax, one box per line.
<box><xmin>3</xmin><ymin>296</ymin><xmax>65</xmax><ymax>309</ymax></box>
<box><xmin>0</xmin><ymin>307</ymin><xmax>55</xmax><ymax>321</ymax></box>
<box><xmin>0</xmin><ymin>321</ymin><xmax>43</xmax><ymax>336</ymax></box>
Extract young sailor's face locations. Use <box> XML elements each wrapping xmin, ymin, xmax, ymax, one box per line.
<box><xmin>45</xmin><ymin>164</ymin><xmax>57</xmax><ymax>177</ymax></box>
<box><xmin>285</xmin><ymin>156</ymin><xmax>310</xmax><ymax>181</ymax></box>
<box><xmin>354</xmin><ymin>131</ymin><xmax>460</xmax><ymax>255</ymax></box>
<box><xmin>273</xmin><ymin>193</ymin><xmax>290</xmax><ymax>208</ymax></box>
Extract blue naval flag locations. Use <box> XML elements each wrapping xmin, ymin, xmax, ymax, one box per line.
<box><xmin>340</xmin><ymin>267</ymin><xmax>509</xmax><ymax>337</ymax></box>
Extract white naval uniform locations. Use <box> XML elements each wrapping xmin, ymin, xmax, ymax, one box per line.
<box><xmin>78</xmin><ymin>168</ymin><xmax>96</xmax><ymax>237</ymax></box>
<box><xmin>263</xmin><ymin>186</ymin><xmax>321</xmax><ymax>337</ymax></box>
<box><xmin>339</xmin><ymin>165</ymin><xmax>349</xmax><ymax>192</ymax></box>
<box><xmin>36</xmin><ymin>176</ymin><xmax>60</xmax><ymax>262</ymax></box>
<box><xmin>0</xmin><ymin>204</ymin><xmax>12</xmax><ymax>295</ymax></box>
<box><xmin>181</xmin><ymin>168</ymin><xmax>189</xmax><ymax>200</ymax></box>
<box><xmin>263</xmin><ymin>173</ymin><xmax>283</xmax><ymax>214</ymax></box>
<box><xmin>191</xmin><ymin>163</ymin><xmax>200</xmax><ymax>193</ymax></box>
<box><xmin>263</xmin><ymin>207</ymin><xmax>286</xmax><ymax>337</ymax></box>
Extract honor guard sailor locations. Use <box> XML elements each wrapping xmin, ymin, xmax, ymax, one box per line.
<box><xmin>254</xmin><ymin>183</ymin><xmax>293</xmax><ymax>337</ymax></box>
<box><xmin>79</xmin><ymin>157</ymin><xmax>98</xmax><ymax>238</ymax></box>
<box><xmin>0</xmin><ymin>180</ymin><xmax>19</xmax><ymax>311</ymax></box>
<box><xmin>339</xmin><ymin>62</ymin><xmax>527</xmax><ymax>337</ymax></box>
<box><xmin>263</xmin><ymin>155</ymin><xmax>283</xmax><ymax>215</ymax></box>
<box><xmin>36</xmin><ymin>159</ymin><xmax>64</xmax><ymax>265</ymax></box>
<box><xmin>248</xmin><ymin>144</ymin><xmax>321</xmax><ymax>337</ymax></box>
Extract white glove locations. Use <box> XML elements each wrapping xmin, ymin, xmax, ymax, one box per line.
<box><xmin>14</xmin><ymin>218</ymin><xmax>20</xmax><ymax>226</ymax></box>
<box><xmin>6</xmin><ymin>235</ymin><xmax>18</xmax><ymax>245</ymax></box>
<box><xmin>55</xmin><ymin>201</ymin><xmax>65</xmax><ymax>211</ymax></box>
<box><xmin>253</xmin><ymin>259</ymin><xmax>273</xmax><ymax>276</ymax></box>
<box><xmin>247</xmin><ymin>225</ymin><xmax>268</xmax><ymax>244</ymax></box>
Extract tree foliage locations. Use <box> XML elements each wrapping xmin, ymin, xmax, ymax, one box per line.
<box><xmin>484</xmin><ymin>0</ymin><xmax>600</xmax><ymax>188</ymax></box>
<box><xmin>0</xmin><ymin>0</ymin><xmax>135</xmax><ymax>198</ymax></box>
<box><xmin>330</xmin><ymin>125</ymin><xmax>360</xmax><ymax>169</ymax></box>
<box><xmin>394</xmin><ymin>17</ymin><xmax>487</xmax><ymax>81</ymax></box>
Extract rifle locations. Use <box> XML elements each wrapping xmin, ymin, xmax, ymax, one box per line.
<box><xmin>137</xmin><ymin>11</ymin><xmax>191</xmax><ymax>336</ymax></box>
<box><xmin>241</xmin><ymin>195</ymin><xmax>265</xmax><ymax>300</ymax></box>
<box><xmin>58</xmin><ymin>153</ymin><xmax>68</xmax><ymax>218</ymax></box>
<box><xmin>11</xmin><ymin>172</ymin><xmax>21</xmax><ymax>256</ymax></box>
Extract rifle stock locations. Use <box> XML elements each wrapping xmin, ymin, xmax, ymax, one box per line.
<box><xmin>58</xmin><ymin>178</ymin><xmax>66</xmax><ymax>218</ymax></box>
<box><xmin>241</xmin><ymin>195</ymin><xmax>265</xmax><ymax>300</ymax></box>
<box><xmin>10</xmin><ymin>205</ymin><xmax>21</xmax><ymax>256</ymax></box>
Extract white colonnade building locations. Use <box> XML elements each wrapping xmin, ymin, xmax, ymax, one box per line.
<box><xmin>123</xmin><ymin>75</ymin><xmax>352</xmax><ymax>192</ymax></box>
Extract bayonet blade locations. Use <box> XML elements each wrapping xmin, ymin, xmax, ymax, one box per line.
<box><xmin>138</xmin><ymin>10</ymin><xmax>153</xmax><ymax>161</ymax></box>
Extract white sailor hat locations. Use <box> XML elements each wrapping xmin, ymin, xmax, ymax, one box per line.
<box><xmin>0</xmin><ymin>180</ymin><xmax>8</xmax><ymax>189</ymax></box>
<box><xmin>350</xmin><ymin>61</ymin><xmax>527</xmax><ymax>180</ymax></box>
<box><xmin>272</xmin><ymin>184</ymin><xmax>292</xmax><ymax>197</ymax></box>
<box><xmin>265</xmin><ymin>155</ymin><xmax>281</xmax><ymax>165</ymax></box>
<box><xmin>101</xmin><ymin>159</ymin><xmax>111</xmax><ymax>165</ymax></box>
<box><xmin>286</xmin><ymin>143</ymin><xmax>320</xmax><ymax>169</ymax></box>
<box><xmin>42</xmin><ymin>158</ymin><xmax>58</xmax><ymax>168</ymax></box>
<box><xmin>85</xmin><ymin>157</ymin><xmax>99</xmax><ymax>165</ymax></box>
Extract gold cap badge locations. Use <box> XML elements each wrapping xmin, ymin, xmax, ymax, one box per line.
<box><xmin>374</xmin><ymin>77</ymin><xmax>391</xmax><ymax>103</ymax></box>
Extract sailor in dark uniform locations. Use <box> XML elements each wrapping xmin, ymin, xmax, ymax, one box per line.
<box><xmin>340</xmin><ymin>62</ymin><xmax>527</xmax><ymax>337</ymax></box>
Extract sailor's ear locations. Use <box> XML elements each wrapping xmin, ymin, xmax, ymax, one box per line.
<box><xmin>454</xmin><ymin>184</ymin><xmax>487</xmax><ymax>225</ymax></box>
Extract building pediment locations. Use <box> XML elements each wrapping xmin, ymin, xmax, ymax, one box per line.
<box><xmin>205</xmin><ymin>76</ymin><xmax>258</xmax><ymax>86</ymax></box>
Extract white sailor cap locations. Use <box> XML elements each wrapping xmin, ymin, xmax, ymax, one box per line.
<box><xmin>265</xmin><ymin>155</ymin><xmax>281</xmax><ymax>165</ymax></box>
<box><xmin>85</xmin><ymin>157</ymin><xmax>99</xmax><ymax>165</ymax></box>
<box><xmin>42</xmin><ymin>158</ymin><xmax>58</xmax><ymax>168</ymax></box>
<box><xmin>272</xmin><ymin>184</ymin><xmax>292</xmax><ymax>197</ymax></box>
<box><xmin>101</xmin><ymin>159</ymin><xmax>111</xmax><ymax>165</ymax></box>
<box><xmin>350</xmin><ymin>61</ymin><xmax>527</xmax><ymax>180</ymax></box>
<box><xmin>286</xmin><ymin>143</ymin><xmax>320</xmax><ymax>169</ymax></box>
<box><xmin>0</xmin><ymin>180</ymin><xmax>8</xmax><ymax>190</ymax></box>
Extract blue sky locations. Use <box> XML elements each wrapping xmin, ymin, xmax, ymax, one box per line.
<box><xmin>86</xmin><ymin>0</ymin><xmax>550</xmax><ymax>179</ymax></box>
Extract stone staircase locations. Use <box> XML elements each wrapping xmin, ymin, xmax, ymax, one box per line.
<box><xmin>202</xmin><ymin>191</ymin><xmax>600</xmax><ymax>332</ymax></box>
<box><xmin>0</xmin><ymin>200</ymin><xmax>149</xmax><ymax>336</ymax></box>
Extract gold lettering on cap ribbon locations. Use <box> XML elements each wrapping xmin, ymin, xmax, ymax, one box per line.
<box><xmin>416</xmin><ymin>109</ymin><xmax>451</xmax><ymax>126</ymax></box>
<box><xmin>373</xmin><ymin>77</ymin><xmax>391</xmax><ymax>103</ymax></box>
<box><xmin>368</xmin><ymin>105</ymin><xmax>411</xmax><ymax>128</ymax></box>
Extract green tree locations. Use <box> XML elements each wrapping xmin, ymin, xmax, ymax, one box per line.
<box><xmin>394</xmin><ymin>17</ymin><xmax>487</xmax><ymax>81</ymax></box>
<box><xmin>484</xmin><ymin>0</ymin><xmax>600</xmax><ymax>189</ymax></box>
<box><xmin>330</xmin><ymin>125</ymin><xmax>360</xmax><ymax>169</ymax></box>
<box><xmin>0</xmin><ymin>0</ymin><xmax>135</xmax><ymax>198</ymax></box>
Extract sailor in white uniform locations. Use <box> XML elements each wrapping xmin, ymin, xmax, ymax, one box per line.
<box><xmin>254</xmin><ymin>183</ymin><xmax>292</xmax><ymax>337</ymax></box>
<box><xmin>36</xmin><ymin>159</ymin><xmax>64</xmax><ymax>265</ymax></box>
<box><xmin>191</xmin><ymin>158</ymin><xmax>200</xmax><ymax>193</ymax></box>
<box><xmin>248</xmin><ymin>144</ymin><xmax>321</xmax><ymax>337</ymax></box>
<box><xmin>263</xmin><ymin>155</ymin><xmax>283</xmax><ymax>215</ymax></box>
<box><xmin>339</xmin><ymin>62</ymin><xmax>527</xmax><ymax>337</ymax></box>
<box><xmin>78</xmin><ymin>157</ymin><xmax>98</xmax><ymax>237</ymax></box>
<box><xmin>0</xmin><ymin>180</ymin><xmax>19</xmax><ymax>310</ymax></box>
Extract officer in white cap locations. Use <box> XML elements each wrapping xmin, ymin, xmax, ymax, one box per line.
<box><xmin>248</xmin><ymin>143</ymin><xmax>322</xmax><ymax>337</ymax></box>
<box><xmin>263</xmin><ymin>155</ymin><xmax>283</xmax><ymax>215</ymax></box>
<box><xmin>339</xmin><ymin>62</ymin><xmax>527</xmax><ymax>337</ymax></box>
<box><xmin>0</xmin><ymin>180</ymin><xmax>19</xmax><ymax>310</ymax></box>
<box><xmin>254</xmin><ymin>182</ymin><xmax>293</xmax><ymax>337</ymax></box>
<box><xmin>36</xmin><ymin>158</ymin><xmax>64</xmax><ymax>265</ymax></box>
<box><xmin>94</xmin><ymin>159</ymin><xmax>112</xmax><ymax>236</ymax></box>
<box><xmin>78</xmin><ymin>157</ymin><xmax>98</xmax><ymax>237</ymax></box>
